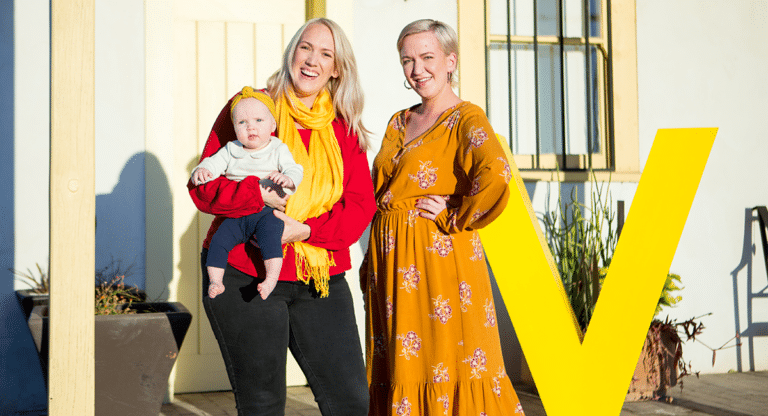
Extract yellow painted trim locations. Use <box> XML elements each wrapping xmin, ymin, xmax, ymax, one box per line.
<box><xmin>457</xmin><ymin>0</ymin><xmax>486</xmax><ymax>111</ymax></box>
<box><xmin>49</xmin><ymin>1</ymin><xmax>95</xmax><ymax>415</ymax></box>
<box><xmin>611</xmin><ymin>0</ymin><xmax>640</xmax><ymax>174</ymax></box>
<box><xmin>306</xmin><ymin>0</ymin><xmax>326</xmax><ymax>20</ymax></box>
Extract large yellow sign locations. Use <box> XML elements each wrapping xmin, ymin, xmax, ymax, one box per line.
<box><xmin>481</xmin><ymin>128</ymin><xmax>717</xmax><ymax>415</ymax></box>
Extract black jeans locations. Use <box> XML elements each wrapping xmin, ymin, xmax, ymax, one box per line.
<box><xmin>201</xmin><ymin>249</ymin><xmax>369</xmax><ymax>416</ymax></box>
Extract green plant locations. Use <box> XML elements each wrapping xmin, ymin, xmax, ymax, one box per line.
<box><xmin>541</xmin><ymin>181</ymin><xmax>617</xmax><ymax>331</ymax></box>
<box><xmin>10</xmin><ymin>263</ymin><xmax>50</xmax><ymax>294</ymax></box>
<box><xmin>12</xmin><ymin>258</ymin><xmax>144</xmax><ymax>315</ymax></box>
<box><xmin>541</xmin><ymin>181</ymin><xmax>686</xmax><ymax>331</ymax></box>
<box><xmin>95</xmin><ymin>275</ymin><xmax>142</xmax><ymax>315</ymax></box>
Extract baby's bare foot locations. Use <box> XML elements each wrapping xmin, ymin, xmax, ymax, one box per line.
<box><xmin>258</xmin><ymin>278</ymin><xmax>278</xmax><ymax>300</ymax></box>
<box><xmin>208</xmin><ymin>282</ymin><xmax>225</xmax><ymax>299</ymax></box>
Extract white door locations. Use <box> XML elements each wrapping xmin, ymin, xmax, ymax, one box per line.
<box><xmin>145</xmin><ymin>0</ymin><xmax>306</xmax><ymax>393</ymax></box>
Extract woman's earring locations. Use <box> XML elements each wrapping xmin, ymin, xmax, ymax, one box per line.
<box><xmin>447</xmin><ymin>72</ymin><xmax>453</xmax><ymax>83</ymax></box>
<box><xmin>404</xmin><ymin>79</ymin><xmax>412</xmax><ymax>90</ymax></box>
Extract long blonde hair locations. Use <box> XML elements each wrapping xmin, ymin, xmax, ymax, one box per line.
<box><xmin>267</xmin><ymin>18</ymin><xmax>371</xmax><ymax>152</ymax></box>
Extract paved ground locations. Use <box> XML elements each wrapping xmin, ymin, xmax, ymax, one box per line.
<box><xmin>160</xmin><ymin>371</ymin><xmax>768</xmax><ymax>416</ymax></box>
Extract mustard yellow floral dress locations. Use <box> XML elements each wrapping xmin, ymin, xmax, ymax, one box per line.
<box><xmin>362</xmin><ymin>102</ymin><xmax>525</xmax><ymax>416</ymax></box>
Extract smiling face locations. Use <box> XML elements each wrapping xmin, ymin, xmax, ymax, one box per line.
<box><xmin>400</xmin><ymin>31</ymin><xmax>457</xmax><ymax>102</ymax></box>
<box><xmin>290</xmin><ymin>23</ymin><xmax>339</xmax><ymax>108</ymax></box>
<box><xmin>232</xmin><ymin>98</ymin><xmax>277</xmax><ymax>151</ymax></box>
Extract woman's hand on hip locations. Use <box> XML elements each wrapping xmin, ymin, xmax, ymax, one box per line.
<box><xmin>416</xmin><ymin>195</ymin><xmax>448</xmax><ymax>221</ymax></box>
<box><xmin>260</xmin><ymin>184</ymin><xmax>288</xmax><ymax>212</ymax></box>
<box><xmin>273</xmin><ymin>210</ymin><xmax>311</xmax><ymax>244</ymax></box>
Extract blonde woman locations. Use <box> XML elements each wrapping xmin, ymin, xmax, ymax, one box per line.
<box><xmin>362</xmin><ymin>19</ymin><xmax>526</xmax><ymax>415</ymax></box>
<box><xmin>189</xmin><ymin>18</ymin><xmax>375</xmax><ymax>416</ymax></box>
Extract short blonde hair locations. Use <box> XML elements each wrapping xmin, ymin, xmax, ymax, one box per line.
<box><xmin>397</xmin><ymin>19</ymin><xmax>459</xmax><ymax>88</ymax></box>
<box><xmin>267</xmin><ymin>18</ymin><xmax>371</xmax><ymax>151</ymax></box>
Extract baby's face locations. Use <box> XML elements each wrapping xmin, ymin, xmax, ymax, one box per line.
<box><xmin>232</xmin><ymin>98</ymin><xmax>276</xmax><ymax>151</ymax></box>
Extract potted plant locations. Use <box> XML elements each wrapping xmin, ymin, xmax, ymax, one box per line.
<box><xmin>13</xmin><ymin>262</ymin><xmax>192</xmax><ymax>416</ymax></box>
<box><xmin>540</xmin><ymin>181</ymin><xmax>704</xmax><ymax>401</ymax></box>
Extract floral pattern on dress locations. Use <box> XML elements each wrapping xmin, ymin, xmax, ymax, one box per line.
<box><xmin>492</xmin><ymin>366</ymin><xmax>507</xmax><ymax>397</ymax></box>
<box><xmin>366</xmin><ymin>269</ymin><xmax>377</xmax><ymax>292</ymax></box>
<box><xmin>372</xmin><ymin>333</ymin><xmax>387</xmax><ymax>358</ymax></box>
<box><xmin>463</xmin><ymin>348</ymin><xmax>488</xmax><ymax>379</ymax></box>
<box><xmin>380</xmin><ymin>189</ymin><xmax>394</xmax><ymax>207</ymax></box>
<box><xmin>429</xmin><ymin>295</ymin><xmax>453</xmax><ymax>324</ymax></box>
<box><xmin>459</xmin><ymin>281</ymin><xmax>473</xmax><ymax>312</ymax></box>
<box><xmin>407</xmin><ymin>209</ymin><xmax>419</xmax><ymax>227</ymax></box>
<box><xmin>469</xmin><ymin>175</ymin><xmax>482</xmax><ymax>196</ymax></box>
<box><xmin>484</xmin><ymin>299</ymin><xmax>497</xmax><ymax>328</ymax></box>
<box><xmin>393</xmin><ymin>397</ymin><xmax>413</xmax><ymax>416</ymax></box>
<box><xmin>469</xmin><ymin>233</ymin><xmax>484</xmax><ymax>261</ymax></box>
<box><xmin>386</xmin><ymin>296</ymin><xmax>393</xmax><ymax>319</ymax></box>
<box><xmin>442</xmin><ymin>110</ymin><xmax>460</xmax><ymax>129</ymax></box>
<box><xmin>437</xmin><ymin>394</ymin><xmax>450</xmax><ymax>415</ymax></box>
<box><xmin>470</xmin><ymin>209</ymin><xmax>489</xmax><ymax>224</ymax></box>
<box><xmin>432</xmin><ymin>362</ymin><xmax>450</xmax><ymax>383</ymax></box>
<box><xmin>465</xmin><ymin>126</ymin><xmax>489</xmax><ymax>155</ymax></box>
<box><xmin>498</xmin><ymin>157</ymin><xmax>512</xmax><ymax>183</ymax></box>
<box><xmin>391</xmin><ymin>114</ymin><xmax>404</xmax><ymax>131</ymax></box>
<box><xmin>396</xmin><ymin>331</ymin><xmax>422</xmax><ymax>360</ymax></box>
<box><xmin>398</xmin><ymin>265</ymin><xmax>421</xmax><ymax>293</ymax></box>
<box><xmin>516</xmin><ymin>402</ymin><xmax>525</xmax><ymax>414</ymax></box>
<box><xmin>427</xmin><ymin>230</ymin><xmax>454</xmax><ymax>257</ymax></box>
<box><xmin>408</xmin><ymin>160</ymin><xmax>438</xmax><ymax>189</ymax></box>
<box><xmin>382</xmin><ymin>229</ymin><xmax>395</xmax><ymax>254</ymax></box>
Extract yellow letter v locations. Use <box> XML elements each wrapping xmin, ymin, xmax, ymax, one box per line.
<box><xmin>480</xmin><ymin>128</ymin><xmax>717</xmax><ymax>415</ymax></box>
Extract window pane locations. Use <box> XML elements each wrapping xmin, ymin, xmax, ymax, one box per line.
<box><xmin>563</xmin><ymin>0</ymin><xmax>583</xmax><ymax>38</ymax></box>
<box><xmin>489</xmin><ymin>0</ymin><xmax>603</xmax><ymax>38</ymax></box>
<box><xmin>489</xmin><ymin>0</ymin><xmax>535</xmax><ymax>36</ymax></box>
<box><xmin>488</xmin><ymin>44</ymin><xmax>538</xmax><ymax>155</ymax></box>
<box><xmin>537</xmin><ymin>0</ymin><xmax>559</xmax><ymax>36</ymax></box>
<box><xmin>590</xmin><ymin>0</ymin><xmax>601</xmax><ymax>37</ymax></box>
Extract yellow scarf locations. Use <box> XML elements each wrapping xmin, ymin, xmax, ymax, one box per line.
<box><xmin>275</xmin><ymin>89</ymin><xmax>344</xmax><ymax>297</ymax></box>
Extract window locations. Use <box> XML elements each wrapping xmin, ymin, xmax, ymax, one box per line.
<box><xmin>457</xmin><ymin>0</ymin><xmax>639</xmax><ymax>181</ymax></box>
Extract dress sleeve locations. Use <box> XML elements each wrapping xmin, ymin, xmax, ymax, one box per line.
<box><xmin>303</xmin><ymin>123</ymin><xmax>377</xmax><ymax>250</ymax></box>
<box><xmin>188</xmin><ymin>97</ymin><xmax>266</xmax><ymax>217</ymax></box>
<box><xmin>435</xmin><ymin>108</ymin><xmax>511</xmax><ymax>233</ymax></box>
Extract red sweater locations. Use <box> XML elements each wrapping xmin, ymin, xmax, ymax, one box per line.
<box><xmin>188</xmin><ymin>97</ymin><xmax>376</xmax><ymax>281</ymax></box>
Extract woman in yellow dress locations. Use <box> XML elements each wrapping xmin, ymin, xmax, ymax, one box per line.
<box><xmin>362</xmin><ymin>19</ymin><xmax>526</xmax><ymax>416</ymax></box>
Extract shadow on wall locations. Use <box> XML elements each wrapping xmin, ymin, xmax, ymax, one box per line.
<box><xmin>96</xmin><ymin>153</ymin><xmax>146</xmax><ymax>289</ymax></box>
<box><xmin>731</xmin><ymin>207</ymin><xmax>768</xmax><ymax>372</ymax></box>
<box><xmin>94</xmin><ymin>151</ymin><xmax>173</xmax><ymax>299</ymax></box>
<box><xmin>0</xmin><ymin>2</ymin><xmax>48</xmax><ymax>414</ymax></box>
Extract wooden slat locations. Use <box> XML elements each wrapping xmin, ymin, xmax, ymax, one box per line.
<box><xmin>457</xmin><ymin>0</ymin><xmax>487</xmax><ymax>110</ymax></box>
<box><xmin>49</xmin><ymin>1</ymin><xmax>95</xmax><ymax>415</ymax></box>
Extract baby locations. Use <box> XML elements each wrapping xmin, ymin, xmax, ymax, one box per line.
<box><xmin>192</xmin><ymin>86</ymin><xmax>303</xmax><ymax>300</ymax></box>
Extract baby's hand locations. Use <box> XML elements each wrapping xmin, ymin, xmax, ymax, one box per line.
<box><xmin>268</xmin><ymin>171</ymin><xmax>295</xmax><ymax>190</ymax></box>
<box><xmin>193</xmin><ymin>168</ymin><xmax>214</xmax><ymax>185</ymax></box>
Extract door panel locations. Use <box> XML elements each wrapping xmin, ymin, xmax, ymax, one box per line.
<box><xmin>146</xmin><ymin>0</ymin><xmax>305</xmax><ymax>394</ymax></box>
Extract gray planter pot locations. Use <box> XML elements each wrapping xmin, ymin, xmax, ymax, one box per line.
<box><xmin>27</xmin><ymin>302</ymin><xmax>192</xmax><ymax>416</ymax></box>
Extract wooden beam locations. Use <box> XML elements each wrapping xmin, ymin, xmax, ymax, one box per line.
<box><xmin>306</xmin><ymin>0</ymin><xmax>326</xmax><ymax>20</ymax></box>
<box><xmin>49</xmin><ymin>1</ymin><xmax>95</xmax><ymax>415</ymax></box>
<box><xmin>457</xmin><ymin>0</ymin><xmax>487</xmax><ymax>111</ymax></box>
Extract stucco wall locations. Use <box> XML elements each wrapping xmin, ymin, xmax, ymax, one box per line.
<box><xmin>636</xmin><ymin>0</ymin><xmax>768</xmax><ymax>373</ymax></box>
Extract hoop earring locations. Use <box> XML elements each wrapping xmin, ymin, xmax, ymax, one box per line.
<box><xmin>404</xmin><ymin>79</ymin><xmax>412</xmax><ymax>90</ymax></box>
<box><xmin>447</xmin><ymin>72</ymin><xmax>453</xmax><ymax>83</ymax></box>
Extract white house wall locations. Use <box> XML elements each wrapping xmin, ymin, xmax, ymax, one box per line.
<box><xmin>636</xmin><ymin>0</ymin><xmax>768</xmax><ymax>373</ymax></box>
